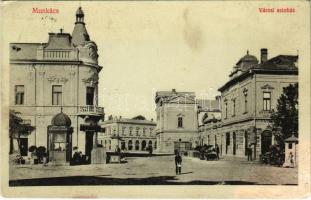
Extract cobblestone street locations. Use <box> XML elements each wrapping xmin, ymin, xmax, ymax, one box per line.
<box><xmin>9</xmin><ymin>155</ymin><xmax>298</xmax><ymax>186</ymax></box>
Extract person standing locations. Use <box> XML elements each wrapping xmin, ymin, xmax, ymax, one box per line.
<box><xmin>215</xmin><ymin>144</ymin><xmax>220</xmax><ymax>160</ymax></box>
<box><xmin>175</xmin><ymin>152</ymin><xmax>182</xmax><ymax>175</ymax></box>
<box><xmin>247</xmin><ymin>145</ymin><xmax>253</xmax><ymax>161</ymax></box>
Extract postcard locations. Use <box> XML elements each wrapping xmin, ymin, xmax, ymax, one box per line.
<box><xmin>1</xmin><ymin>0</ymin><xmax>310</xmax><ymax>198</ymax></box>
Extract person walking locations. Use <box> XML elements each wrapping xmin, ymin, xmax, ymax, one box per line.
<box><xmin>175</xmin><ymin>152</ymin><xmax>182</xmax><ymax>175</ymax></box>
<box><xmin>247</xmin><ymin>145</ymin><xmax>253</xmax><ymax>161</ymax></box>
<box><xmin>215</xmin><ymin>144</ymin><xmax>220</xmax><ymax>160</ymax></box>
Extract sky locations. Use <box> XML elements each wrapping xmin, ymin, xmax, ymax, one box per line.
<box><xmin>2</xmin><ymin>1</ymin><xmax>310</xmax><ymax>120</ymax></box>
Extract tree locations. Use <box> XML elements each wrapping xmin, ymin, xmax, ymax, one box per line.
<box><xmin>9</xmin><ymin>110</ymin><xmax>35</xmax><ymax>154</ymax></box>
<box><xmin>271</xmin><ymin>83</ymin><xmax>298</xmax><ymax>149</ymax></box>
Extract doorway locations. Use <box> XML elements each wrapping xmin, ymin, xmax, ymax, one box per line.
<box><xmin>19</xmin><ymin>138</ymin><xmax>28</xmax><ymax>156</ymax></box>
<box><xmin>261</xmin><ymin>130</ymin><xmax>272</xmax><ymax>155</ymax></box>
<box><xmin>85</xmin><ymin>132</ymin><xmax>94</xmax><ymax>163</ymax></box>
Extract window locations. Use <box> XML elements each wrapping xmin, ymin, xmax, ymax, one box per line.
<box><xmin>232</xmin><ymin>99</ymin><xmax>236</xmax><ymax>116</ymax></box>
<box><xmin>263</xmin><ymin>92</ymin><xmax>271</xmax><ymax>111</ymax></box>
<box><xmin>15</xmin><ymin>85</ymin><xmax>24</xmax><ymax>105</ymax></box>
<box><xmin>289</xmin><ymin>143</ymin><xmax>293</xmax><ymax>149</ymax></box>
<box><xmin>136</xmin><ymin>127</ymin><xmax>139</xmax><ymax>136</ymax></box>
<box><xmin>226</xmin><ymin>132</ymin><xmax>230</xmax><ymax>145</ymax></box>
<box><xmin>244</xmin><ymin>94</ymin><xmax>248</xmax><ymax>113</ymax></box>
<box><xmin>178</xmin><ymin>117</ymin><xmax>183</xmax><ymax>128</ymax></box>
<box><xmin>86</xmin><ymin>87</ymin><xmax>94</xmax><ymax>105</ymax></box>
<box><xmin>143</xmin><ymin>128</ymin><xmax>146</xmax><ymax>136</ymax></box>
<box><xmin>122</xmin><ymin>127</ymin><xmax>126</xmax><ymax>135</ymax></box>
<box><xmin>52</xmin><ymin>85</ymin><xmax>62</xmax><ymax>105</ymax></box>
<box><xmin>150</xmin><ymin>128</ymin><xmax>153</xmax><ymax>136</ymax></box>
<box><xmin>128</xmin><ymin>140</ymin><xmax>133</xmax><ymax>150</ymax></box>
<box><xmin>129</xmin><ymin>127</ymin><xmax>133</xmax><ymax>136</ymax></box>
<box><xmin>135</xmin><ymin>140</ymin><xmax>140</xmax><ymax>150</ymax></box>
<box><xmin>224</xmin><ymin>102</ymin><xmax>228</xmax><ymax>119</ymax></box>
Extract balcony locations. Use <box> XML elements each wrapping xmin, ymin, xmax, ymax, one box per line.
<box><xmin>258</xmin><ymin>110</ymin><xmax>273</xmax><ymax>118</ymax></box>
<box><xmin>78</xmin><ymin>105</ymin><xmax>105</xmax><ymax>118</ymax></box>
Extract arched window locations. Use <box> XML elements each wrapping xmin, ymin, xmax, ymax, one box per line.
<box><xmin>141</xmin><ymin>140</ymin><xmax>146</xmax><ymax>150</ymax></box>
<box><xmin>128</xmin><ymin>140</ymin><xmax>133</xmax><ymax>150</ymax></box>
<box><xmin>148</xmin><ymin>141</ymin><xmax>152</xmax><ymax>148</ymax></box>
<box><xmin>135</xmin><ymin>140</ymin><xmax>140</xmax><ymax>151</ymax></box>
<box><xmin>178</xmin><ymin>117</ymin><xmax>183</xmax><ymax>128</ymax></box>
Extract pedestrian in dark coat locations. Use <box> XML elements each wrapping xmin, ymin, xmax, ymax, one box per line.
<box><xmin>247</xmin><ymin>145</ymin><xmax>253</xmax><ymax>161</ymax></box>
<box><xmin>175</xmin><ymin>152</ymin><xmax>182</xmax><ymax>175</ymax></box>
<box><xmin>215</xmin><ymin>144</ymin><xmax>220</xmax><ymax>160</ymax></box>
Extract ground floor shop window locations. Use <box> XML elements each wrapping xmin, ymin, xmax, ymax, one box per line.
<box><xmin>135</xmin><ymin>140</ymin><xmax>140</xmax><ymax>150</ymax></box>
<box><xmin>128</xmin><ymin>140</ymin><xmax>133</xmax><ymax>150</ymax></box>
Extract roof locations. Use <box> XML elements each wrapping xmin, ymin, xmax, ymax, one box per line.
<box><xmin>100</xmin><ymin>118</ymin><xmax>156</xmax><ymax>126</ymax></box>
<box><xmin>155</xmin><ymin>89</ymin><xmax>195</xmax><ymax>104</ymax></box>
<box><xmin>253</xmin><ymin>55</ymin><xmax>298</xmax><ymax>71</ymax></box>
<box><xmin>219</xmin><ymin>54</ymin><xmax>298</xmax><ymax>92</ymax></box>
<box><xmin>284</xmin><ymin>135</ymin><xmax>298</xmax><ymax>142</ymax></box>
<box><xmin>196</xmin><ymin>99</ymin><xmax>220</xmax><ymax>111</ymax></box>
<box><xmin>76</xmin><ymin>7</ymin><xmax>84</xmax><ymax>16</ymax></box>
<box><xmin>51</xmin><ymin>111</ymin><xmax>72</xmax><ymax>127</ymax></box>
<box><xmin>236</xmin><ymin>52</ymin><xmax>258</xmax><ymax>66</ymax></box>
<box><xmin>45</xmin><ymin>33</ymin><xmax>73</xmax><ymax>49</ymax></box>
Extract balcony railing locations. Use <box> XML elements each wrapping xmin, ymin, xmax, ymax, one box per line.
<box><xmin>78</xmin><ymin>105</ymin><xmax>104</xmax><ymax>116</ymax></box>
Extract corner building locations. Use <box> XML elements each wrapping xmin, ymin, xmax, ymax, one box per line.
<box><xmin>9</xmin><ymin>7</ymin><xmax>104</xmax><ymax>156</ymax></box>
<box><xmin>203</xmin><ymin>49</ymin><xmax>298</xmax><ymax>159</ymax></box>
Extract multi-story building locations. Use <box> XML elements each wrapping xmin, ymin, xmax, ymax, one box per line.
<box><xmin>98</xmin><ymin>116</ymin><xmax>156</xmax><ymax>152</ymax></box>
<box><xmin>155</xmin><ymin>89</ymin><xmax>199</xmax><ymax>154</ymax></box>
<box><xmin>9</xmin><ymin>7</ymin><xmax>104</xmax><ymax>156</ymax></box>
<box><xmin>197</xmin><ymin>97</ymin><xmax>222</xmax><ymax>146</ymax></box>
<box><xmin>202</xmin><ymin>49</ymin><xmax>298</xmax><ymax>159</ymax></box>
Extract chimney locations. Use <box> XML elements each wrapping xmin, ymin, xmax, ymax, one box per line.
<box><xmin>261</xmin><ymin>48</ymin><xmax>268</xmax><ymax>63</ymax></box>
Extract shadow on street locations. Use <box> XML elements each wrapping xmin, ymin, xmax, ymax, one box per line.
<box><xmin>9</xmin><ymin>175</ymin><xmax>260</xmax><ymax>186</ymax></box>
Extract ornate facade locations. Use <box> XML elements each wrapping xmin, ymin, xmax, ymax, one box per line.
<box><xmin>98</xmin><ymin>116</ymin><xmax>156</xmax><ymax>152</ymax></box>
<box><xmin>9</xmin><ymin>7</ymin><xmax>104</xmax><ymax>156</ymax></box>
<box><xmin>199</xmin><ymin>49</ymin><xmax>298</xmax><ymax>159</ymax></box>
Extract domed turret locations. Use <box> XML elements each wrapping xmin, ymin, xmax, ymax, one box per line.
<box><xmin>236</xmin><ymin>50</ymin><xmax>258</xmax><ymax>71</ymax></box>
<box><xmin>51</xmin><ymin>109</ymin><xmax>72</xmax><ymax>127</ymax></box>
<box><xmin>72</xmin><ymin>7</ymin><xmax>90</xmax><ymax>46</ymax></box>
<box><xmin>76</xmin><ymin>6</ymin><xmax>84</xmax><ymax>17</ymax></box>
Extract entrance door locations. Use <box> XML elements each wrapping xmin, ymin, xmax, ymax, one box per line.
<box><xmin>19</xmin><ymin>138</ymin><xmax>28</xmax><ymax>156</ymax></box>
<box><xmin>85</xmin><ymin>132</ymin><xmax>94</xmax><ymax>163</ymax></box>
<box><xmin>233</xmin><ymin>132</ymin><xmax>236</xmax><ymax>155</ymax></box>
<box><xmin>261</xmin><ymin>130</ymin><xmax>272</xmax><ymax>155</ymax></box>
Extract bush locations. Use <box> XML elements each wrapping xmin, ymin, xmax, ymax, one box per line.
<box><xmin>36</xmin><ymin>146</ymin><xmax>46</xmax><ymax>163</ymax></box>
<box><xmin>28</xmin><ymin>145</ymin><xmax>37</xmax><ymax>153</ymax></box>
